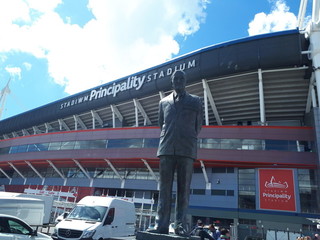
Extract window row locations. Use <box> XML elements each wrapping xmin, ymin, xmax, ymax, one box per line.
<box><xmin>0</xmin><ymin>138</ymin><xmax>313</xmax><ymax>155</ymax></box>
<box><xmin>190</xmin><ymin>189</ymin><xmax>235</xmax><ymax>196</ymax></box>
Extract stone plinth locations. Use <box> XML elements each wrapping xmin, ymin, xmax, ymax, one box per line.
<box><xmin>136</xmin><ymin>231</ymin><xmax>200</xmax><ymax>240</ymax></box>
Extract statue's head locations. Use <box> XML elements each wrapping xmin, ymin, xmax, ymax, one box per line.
<box><xmin>171</xmin><ymin>70</ymin><xmax>186</xmax><ymax>94</ymax></box>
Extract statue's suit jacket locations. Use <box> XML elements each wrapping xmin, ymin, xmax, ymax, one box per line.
<box><xmin>157</xmin><ymin>92</ymin><xmax>203</xmax><ymax>159</ymax></box>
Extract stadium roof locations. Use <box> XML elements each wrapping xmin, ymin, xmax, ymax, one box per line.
<box><xmin>0</xmin><ymin>29</ymin><xmax>312</xmax><ymax>139</ymax></box>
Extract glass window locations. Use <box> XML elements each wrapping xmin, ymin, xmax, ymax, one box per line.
<box><xmin>212</xmin><ymin>167</ymin><xmax>226</xmax><ymax>173</ymax></box>
<box><xmin>86</xmin><ymin>168</ymin><xmax>96</xmax><ymax>178</ymax></box>
<box><xmin>75</xmin><ymin>140</ymin><xmax>91</xmax><ymax>149</ymax></box>
<box><xmin>107</xmin><ymin>139</ymin><xmax>143</xmax><ymax>148</ymax></box>
<box><xmin>239</xmin><ymin>195</ymin><xmax>255</xmax><ymax>209</ymax></box>
<box><xmin>226</xmin><ymin>190</ymin><xmax>234</xmax><ymax>196</ymax></box>
<box><xmin>48</xmin><ymin>142</ymin><xmax>62</xmax><ymax>150</ymax></box>
<box><xmin>242</xmin><ymin>139</ymin><xmax>263</xmax><ymax>150</ymax></box>
<box><xmin>212</xmin><ymin>167</ymin><xmax>234</xmax><ymax>174</ymax></box>
<box><xmin>144</xmin><ymin>138</ymin><xmax>159</xmax><ymax>148</ymax></box>
<box><xmin>192</xmin><ymin>189</ymin><xmax>205</xmax><ymax>195</ymax></box>
<box><xmin>60</xmin><ymin>141</ymin><xmax>76</xmax><ymax>150</ymax></box>
<box><xmin>201</xmin><ymin>139</ymin><xmax>220</xmax><ymax>149</ymax></box>
<box><xmin>4</xmin><ymin>138</ymin><xmax>314</xmax><ymax>155</ymax></box>
<box><xmin>298</xmin><ymin>169</ymin><xmax>319</xmax><ymax>213</ymax></box>
<box><xmin>193</xmin><ymin>168</ymin><xmax>202</xmax><ymax>173</ymax></box>
<box><xmin>28</xmin><ymin>143</ymin><xmax>49</xmax><ymax>152</ymax></box>
<box><xmin>74</xmin><ymin>140</ymin><xmax>106</xmax><ymax>149</ymax></box>
<box><xmin>17</xmin><ymin>145</ymin><xmax>28</xmax><ymax>153</ymax></box>
<box><xmin>26</xmin><ymin>169</ymin><xmax>37</xmax><ymax>177</ymax></box>
<box><xmin>221</xmin><ymin>139</ymin><xmax>242</xmax><ymax>150</ymax></box>
<box><xmin>136</xmin><ymin>170</ymin><xmax>150</xmax><ymax>180</ymax></box>
<box><xmin>265</xmin><ymin>140</ymin><xmax>289</xmax><ymax>151</ymax></box>
<box><xmin>287</xmin><ymin>140</ymin><xmax>298</xmax><ymax>151</ymax></box>
<box><xmin>94</xmin><ymin>169</ymin><xmax>106</xmax><ymax>178</ymax></box>
<box><xmin>7</xmin><ymin>218</ymin><xmax>31</xmax><ymax>235</ymax></box>
<box><xmin>67</xmin><ymin>168</ymin><xmax>85</xmax><ymax>178</ymax></box>
<box><xmin>9</xmin><ymin>146</ymin><xmax>19</xmax><ymax>154</ymax></box>
<box><xmin>298</xmin><ymin>140</ymin><xmax>313</xmax><ymax>152</ymax></box>
<box><xmin>239</xmin><ymin>219</ymin><xmax>256</xmax><ymax>225</ymax></box>
<box><xmin>226</xmin><ymin>167</ymin><xmax>234</xmax><ymax>173</ymax></box>
<box><xmin>0</xmin><ymin>147</ymin><xmax>10</xmax><ymax>155</ymax></box>
<box><xmin>67</xmin><ymin>205</ymin><xmax>107</xmax><ymax>222</ymax></box>
<box><xmin>238</xmin><ymin>168</ymin><xmax>256</xmax><ymax>209</ymax></box>
<box><xmin>90</xmin><ymin>140</ymin><xmax>107</xmax><ymax>149</ymax></box>
<box><xmin>211</xmin><ymin>190</ymin><xmax>225</xmax><ymax>196</ymax></box>
<box><xmin>126</xmin><ymin>170</ymin><xmax>137</xmax><ymax>179</ymax></box>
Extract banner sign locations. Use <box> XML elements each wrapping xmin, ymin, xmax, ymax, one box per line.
<box><xmin>259</xmin><ymin>169</ymin><xmax>296</xmax><ymax>212</ymax></box>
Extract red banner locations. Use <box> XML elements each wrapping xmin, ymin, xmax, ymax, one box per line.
<box><xmin>259</xmin><ymin>169</ymin><xmax>296</xmax><ymax>212</ymax></box>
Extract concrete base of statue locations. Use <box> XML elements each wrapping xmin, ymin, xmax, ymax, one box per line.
<box><xmin>136</xmin><ymin>231</ymin><xmax>200</xmax><ymax>240</ymax></box>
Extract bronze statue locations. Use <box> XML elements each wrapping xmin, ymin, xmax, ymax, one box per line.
<box><xmin>156</xmin><ymin>70</ymin><xmax>203</xmax><ymax>236</ymax></box>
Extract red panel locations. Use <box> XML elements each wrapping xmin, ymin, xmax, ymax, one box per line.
<box><xmin>258</xmin><ymin>169</ymin><xmax>296</xmax><ymax>212</ymax></box>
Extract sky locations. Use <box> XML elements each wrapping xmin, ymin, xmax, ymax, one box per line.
<box><xmin>0</xmin><ymin>0</ymin><xmax>313</xmax><ymax>120</ymax></box>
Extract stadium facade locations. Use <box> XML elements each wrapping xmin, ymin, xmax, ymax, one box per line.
<box><xmin>0</xmin><ymin>29</ymin><xmax>319</xmax><ymax>239</ymax></box>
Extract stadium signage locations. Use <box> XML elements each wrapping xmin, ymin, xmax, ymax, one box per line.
<box><xmin>258</xmin><ymin>169</ymin><xmax>296</xmax><ymax>212</ymax></box>
<box><xmin>60</xmin><ymin>59</ymin><xmax>196</xmax><ymax>110</ymax></box>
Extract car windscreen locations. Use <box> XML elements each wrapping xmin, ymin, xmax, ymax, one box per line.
<box><xmin>67</xmin><ymin>205</ymin><xmax>108</xmax><ymax>222</ymax></box>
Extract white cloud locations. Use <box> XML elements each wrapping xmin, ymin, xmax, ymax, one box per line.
<box><xmin>248</xmin><ymin>0</ymin><xmax>297</xmax><ymax>36</ymax></box>
<box><xmin>23</xmin><ymin>62</ymin><xmax>32</xmax><ymax>71</ymax></box>
<box><xmin>5</xmin><ymin>67</ymin><xmax>22</xmax><ymax>80</ymax></box>
<box><xmin>0</xmin><ymin>0</ymin><xmax>209</xmax><ymax>94</ymax></box>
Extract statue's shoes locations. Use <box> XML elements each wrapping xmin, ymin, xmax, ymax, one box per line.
<box><xmin>174</xmin><ymin>224</ymin><xmax>189</xmax><ymax>237</ymax></box>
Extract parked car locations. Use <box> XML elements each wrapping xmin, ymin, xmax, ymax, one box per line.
<box><xmin>0</xmin><ymin>214</ymin><xmax>51</xmax><ymax>240</ymax></box>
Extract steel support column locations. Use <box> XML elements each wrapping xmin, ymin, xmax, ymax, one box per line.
<box><xmin>22</xmin><ymin>129</ymin><xmax>30</xmax><ymax>136</ymax></box>
<box><xmin>258</xmin><ymin>69</ymin><xmax>266</xmax><ymax>125</ymax></box>
<box><xmin>45</xmin><ymin>122</ymin><xmax>53</xmax><ymax>133</ymax></box>
<box><xmin>141</xmin><ymin>159</ymin><xmax>159</xmax><ymax>190</ymax></box>
<box><xmin>297</xmin><ymin>0</ymin><xmax>309</xmax><ymax>29</ymax></box>
<box><xmin>159</xmin><ymin>91</ymin><xmax>165</xmax><ymax>99</ymax></box>
<box><xmin>200</xmin><ymin>160</ymin><xmax>211</xmax><ymax>190</ymax></box>
<box><xmin>110</xmin><ymin>104</ymin><xmax>123</xmax><ymax>128</ymax></box>
<box><xmin>202</xmin><ymin>79</ymin><xmax>209</xmax><ymax>126</ymax></box>
<box><xmin>104</xmin><ymin>159</ymin><xmax>124</xmax><ymax>188</ymax></box>
<box><xmin>0</xmin><ymin>167</ymin><xmax>12</xmax><ymax>184</ymax></box>
<box><xmin>47</xmin><ymin>160</ymin><xmax>67</xmax><ymax>186</ymax></box>
<box><xmin>8</xmin><ymin>162</ymin><xmax>26</xmax><ymax>185</ymax></box>
<box><xmin>133</xmin><ymin>98</ymin><xmax>151</xmax><ymax>126</ymax></box>
<box><xmin>25</xmin><ymin>161</ymin><xmax>45</xmax><ymax>185</ymax></box>
<box><xmin>73</xmin><ymin>159</ymin><xmax>93</xmax><ymax>187</ymax></box>
<box><xmin>306</xmin><ymin>73</ymin><xmax>316</xmax><ymax>113</ymax></box>
<box><xmin>33</xmin><ymin>126</ymin><xmax>41</xmax><ymax>135</ymax></box>
<box><xmin>58</xmin><ymin>119</ymin><xmax>70</xmax><ymax>131</ymax></box>
<box><xmin>91</xmin><ymin>110</ymin><xmax>103</xmax><ymax>130</ymax></box>
<box><xmin>73</xmin><ymin>115</ymin><xmax>87</xmax><ymax>130</ymax></box>
<box><xmin>202</xmin><ymin>79</ymin><xmax>222</xmax><ymax>125</ymax></box>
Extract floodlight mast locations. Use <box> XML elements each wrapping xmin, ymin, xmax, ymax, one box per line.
<box><xmin>309</xmin><ymin>0</ymin><xmax>320</xmax><ymax>106</ymax></box>
<box><xmin>0</xmin><ymin>78</ymin><xmax>11</xmax><ymax>120</ymax></box>
<box><xmin>307</xmin><ymin>0</ymin><xmax>320</xmax><ymax>227</ymax></box>
<box><xmin>297</xmin><ymin>0</ymin><xmax>309</xmax><ymax>30</ymax></box>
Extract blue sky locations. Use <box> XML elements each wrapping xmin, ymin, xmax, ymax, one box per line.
<box><xmin>0</xmin><ymin>0</ymin><xmax>312</xmax><ymax>120</ymax></box>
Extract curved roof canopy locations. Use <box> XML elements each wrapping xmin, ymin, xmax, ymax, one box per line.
<box><xmin>0</xmin><ymin>29</ymin><xmax>312</xmax><ymax>138</ymax></box>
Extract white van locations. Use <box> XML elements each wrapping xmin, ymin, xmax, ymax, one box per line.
<box><xmin>0</xmin><ymin>192</ymin><xmax>54</xmax><ymax>225</ymax></box>
<box><xmin>52</xmin><ymin>196</ymin><xmax>136</xmax><ymax>240</ymax></box>
<box><xmin>0</xmin><ymin>197</ymin><xmax>45</xmax><ymax>226</ymax></box>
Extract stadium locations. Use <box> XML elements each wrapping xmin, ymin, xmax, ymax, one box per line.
<box><xmin>0</xmin><ymin>26</ymin><xmax>319</xmax><ymax>238</ymax></box>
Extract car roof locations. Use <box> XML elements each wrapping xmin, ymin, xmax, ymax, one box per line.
<box><xmin>0</xmin><ymin>214</ymin><xmax>28</xmax><ymax>224</ymax></box>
